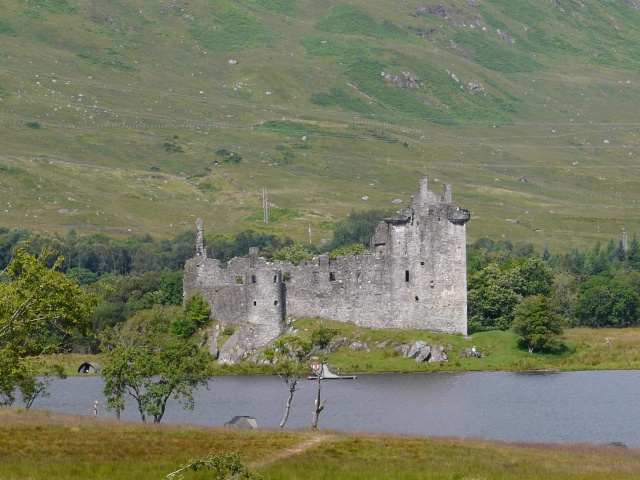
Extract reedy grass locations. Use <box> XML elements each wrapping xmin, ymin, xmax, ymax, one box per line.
<box><xmin>0</xmin><ymin>409</ymin><xmax>639</xmax><ymax>479</ymax></box>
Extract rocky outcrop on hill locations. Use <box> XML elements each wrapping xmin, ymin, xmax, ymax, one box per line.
<box><xmin>382</xmin><ymin>71</ymin><xmax>421</xmax><ymax>88</ymax></box>
<box><xmin>396</xmin><ymin>341</ymin><xmax>448</xmax><ymax>363</ymax></box>
<box><xmin>217</xmin><ymin>323</ymin><xmax>278</xmax><ymax>365</ymax></box>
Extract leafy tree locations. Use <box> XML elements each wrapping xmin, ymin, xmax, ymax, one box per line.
<box><xmin>309</xmin><ymin>327</ymin><xmax>339</xmax><ymax>429</ymax></box>
<box><xmin>171</xmin><ymin>294</ymin><xmax>211</xmax><ymax>338</ymax></box>
<box><xmin>100</xmin><ymin>306</ymin><xmax>213</xmax><ymax>423</ymax></box>
<box><xmin>264</xmin><ymin>335</ymin><xmax>312</xmax><ymax>428</ymax></box>
<box><xmin>0</xmin><ymin>245</ymin><xmax>96</xmax><ymax>404</ymax></box>
<box><xmin>553</xmin><ymin>272</ymin><xmax>578</xmax><ymax>326</ymax></box>
<box><xmin>328</xmin><ymin>243</ymin><xmax>368</xmax><ymax>260</ymax></box>
<box><xmin>575</xmin><ymin>276</ymin><xmax>640</xmax><ymax>327</ymax></box>
<box><xmin>12</xmin><ymin>360</ymin><xmax>65</xmax><ymax>410</ymax></box>
<box><xmin>512</xmin><ymin>295</ymin><xmax>564</xmax><ymax>353</ymax></box>
<box><xmin>67</xmin><ymin>267</ymin><xmax>100</xmax><ymax>286</ymax></box>
<box><xmin>311</xmin><ymin>326</ymin><xmax>339</xmax><ymax>349</ymax></box>
<box><xmin>331</xmin><ymin>208</ymin><xmax>391</xmax><ymax>249</ymax></box>
<box><xmin>584</xmin><ymin>241</ymin><xmax>612</xmax><ymax>277</ymax></box>
<box><xmin>272</xmin><ymin>245</ymin><xmax>314</xmax><ymax>266</ymax></box>
<box><xmin>468</xmin><ymin>257</ymin><xmax>555</xmax><ymax>332</ymax></box>
<box><xmin>467</xmin><ymin>263</ymin><xmax>523</xmax><ymax>331</ymax></box>
<box><xmin>159</xmin><ymin>269</ymin><xmax>184</xmax><ymax>306</ymax></box>
<box><xmin>515</xmin><ymin>257</ymin><xmax>554</xmax><ymax>297</ymax></box>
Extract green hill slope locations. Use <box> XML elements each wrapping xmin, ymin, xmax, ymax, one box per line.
<box><xmin>1</xmin><ymin>0</ymin><xmax>640</xmax><ymax>251</ymax></box>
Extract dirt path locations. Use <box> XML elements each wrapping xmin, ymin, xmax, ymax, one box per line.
<box><xmin>251</xmin><ymin>434</ymin><xmax>336</xmax><ymax>469</ymax></box>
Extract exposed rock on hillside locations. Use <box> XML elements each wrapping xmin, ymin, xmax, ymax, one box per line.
<box><xmin>396</xmin><ymin>341</ymin><xmax>448</xmax><ymax>363</ymax></box>
<box><xmin>497</xmin><ymin>29</ymin><xmax>515</xmax><ymax>43</ymax></box>
<box><xmin>382</xmin><ymin>71</ymin><xmax>421</xmax><ymax>88</ymax></box>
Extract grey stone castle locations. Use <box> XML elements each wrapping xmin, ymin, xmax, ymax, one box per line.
<box><xmin>183</xmin><ymin>178</ymin><xmax>470</xmax><ymax>360</ymax></box>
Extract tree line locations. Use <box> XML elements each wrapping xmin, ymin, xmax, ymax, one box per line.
<box><xmin>2</xmin><ymin>217</ymin><xmax>640</xmax><ymax>355</ymax></box>
<box><xmin>467</xmin><ymin>235</ymin><xmax>640</xmax><ymax>352</ymax></box>
<box><xmin>1</xmin><ymin>211</ymin><xmax>640</xmax><ymax>423</ymax></box>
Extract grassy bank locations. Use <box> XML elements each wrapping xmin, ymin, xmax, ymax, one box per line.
<box><xmin>55</xmin><ymin>325</ymin><xmax>640</xmax><ymax>377</ymax></box>
<box><xmin>0</xmin><ymin>409</ymin><xmax>638</xmax><ymax>479</ymax></box>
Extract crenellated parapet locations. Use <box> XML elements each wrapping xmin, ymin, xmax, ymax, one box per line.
<box><xmin>184</xmin><ymin>177</ymin><xmax>470</xmax><ymax>361</ymax></box>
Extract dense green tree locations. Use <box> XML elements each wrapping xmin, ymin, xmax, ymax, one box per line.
<box><xmin>553</xmin><ymin>272</ymin><xmax>579</xmax><ymax>326</ymax></box>
<box><xmin>468</xmin><ymin>263</ymin><xmax>522</xmax><ymax>331</ymax></box>
<box><xmin>331</xmin><ymin>209</ymin><xmax>391</xmax><ymax>248</ymax></box>
<box><xmin>100</xmin><ymin>306</ymin><xmax>213</xmax><ymax>423</ymax></box>
<box><xmin>627</xmin><ymin>234</ymin><xmax>640</xmax><ymax>271</ymax></box>
<box><xmin>272</xmin><ymin>245</ymin><xmax>314</xmax><ymax>266</ymax></box>
<box><xmin>328</xmin><ymin>243</ymin><xmax>368</xmax><ymax>260</ymax></box>
<box><xmin>310</xmin><ymin>326</ymin><xmax>339</xmax><ymax>350</ymax></box>
<box><xmin>515</xmin><ymin>257</ymin><xmax>554</xmax><ymax>297</ymax></box>
<box><xmin>0</xmin><ymin>245</ymin><xmax>96</xmax><ymax>405</ymax></box>
<box><xmin>171</xmin><ymin>294</ymin><xmax>211</xmax><ymax>338</ymax></box>
<box><xmin>159</xmin><ymin>269</ymin><xmax>184</xmax><ymax>306</ymax></box>
<box><xmin>67</xmin><ymin>267</ymin><xmax>100</xmax><ymax>286</ymax></box>
<box><xmin>468</xmin><ymin>257</ymin><xmax>554</xmax><ymax>332</ymax></box>
<box><xmin>513</xmin><ymin>242</ymin><xmax>535</xmax><ymax>258</ymax></box>
<box><xmin>575</xmin><ymin>276</ymin><xmax>640</xmax><ymax>327</ymax></box>
<box><xmin>512</xmin><ymin>295</ymin><xmax>564</xmax><ymax>353</ymax></box>
<box><xmin>584</xmin><ymin>241</ymin><xmax>612</xmax><ymax>277</ymax></box>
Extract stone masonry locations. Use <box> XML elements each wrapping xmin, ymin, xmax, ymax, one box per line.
<box><xmin>183</xmin><ymin>178</ymin><xmax>471</xmax><ymax>358</ymax></box>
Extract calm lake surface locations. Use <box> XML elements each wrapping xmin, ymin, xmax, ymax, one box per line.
<box><xmin>32</xmin><ymin>371</ymin><xmax>640</xmax><ymax>447</ymax></box>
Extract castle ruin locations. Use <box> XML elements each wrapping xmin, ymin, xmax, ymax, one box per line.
<box><xmin>183</xmin><ymin>178</ymin><xmax>470</xmax><ymax>361</ymax></box>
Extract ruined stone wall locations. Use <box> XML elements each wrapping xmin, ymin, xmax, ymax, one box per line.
<box><xmin>183</xmin><ymin>178</ymin><xmax>470</xmax><ymax>345</ymax></box>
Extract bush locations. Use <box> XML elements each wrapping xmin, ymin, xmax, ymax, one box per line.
<box><xmin>0</xmin><ymin>21</ymin><xmax>16</xmax><ymax>36</ymax></box>
<box><xmin>216</xmin><ymin>148</ymin><xmax>242</xmax><ymax>163</ymax></box>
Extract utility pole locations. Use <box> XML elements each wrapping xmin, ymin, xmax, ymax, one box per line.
<box><xmin>263</xmin><ymin>187</ymin><xmax>269</xmax><ymax>223</ymax></box>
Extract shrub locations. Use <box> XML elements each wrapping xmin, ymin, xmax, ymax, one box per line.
<box><xmin>215</xmin><ymin>148</ymin><xmax>242</xmax><ymax>163</ymax></box>
<box><xmin>0</xmin><ymin>21</ymin><xmax>16</xmax><ymax>36</ymax></box>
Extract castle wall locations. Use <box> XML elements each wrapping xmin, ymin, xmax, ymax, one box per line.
<box><xmin>183</xmin><ymin>178</ymin><xmax>470</xmax><ymax>340</ymax></box>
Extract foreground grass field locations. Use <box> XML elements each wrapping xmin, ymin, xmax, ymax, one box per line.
<box><xmin>0</xmin><ymin>409</ymin><xmax>638</xmax><ymax>479</ymax></box>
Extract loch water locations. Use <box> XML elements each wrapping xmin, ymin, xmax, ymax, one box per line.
<box><xmin>32</xmin><ymin>370</ymin><xmax>640</xmax><ymax>447</ymax></box>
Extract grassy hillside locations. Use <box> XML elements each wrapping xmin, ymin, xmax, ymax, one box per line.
<box><xmin>2</xmin><ymin>0</ymin><xmax>640</xmax><ymax>251</ymax></box>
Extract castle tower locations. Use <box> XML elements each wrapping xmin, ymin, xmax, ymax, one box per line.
<box><xmin>184</xmin><ymin>176</ymin><xmax>471</xmax><ymax>348</ymax></box>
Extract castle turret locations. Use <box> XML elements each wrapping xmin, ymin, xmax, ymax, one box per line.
<box><xmin>196</xmin><ymin>218</ymin><xmax>207</xmax><ymax>262</ymax></box>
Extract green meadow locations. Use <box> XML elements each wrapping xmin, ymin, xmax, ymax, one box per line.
<box><xmin>0</xmin><ymin>1</ymin><xmax>640</xmax><ymax>251</ymax></box>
